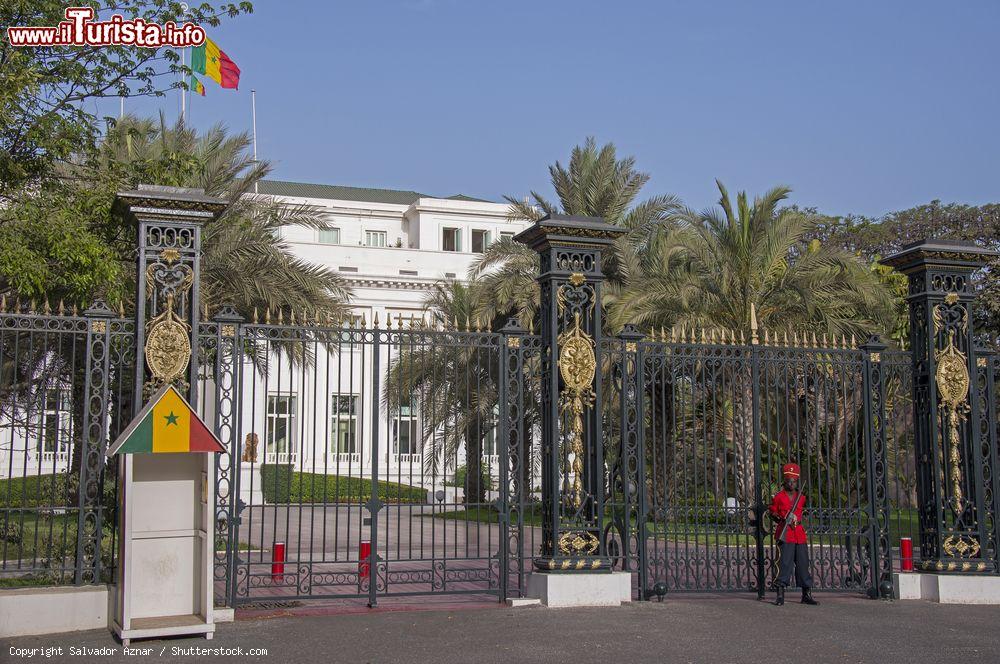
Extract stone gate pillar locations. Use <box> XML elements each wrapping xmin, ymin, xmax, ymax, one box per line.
<box><xmin>514</xmin><ymin>215</ymin><xmax>623</xmax><ymax>574</ymax></box>
<box><xmin>114</xmin><ymin>185</ymin><xmax>226</xmax><ymax>406</ymax></box>
<box><xmin>882</xmin><ymin>239</ymin><xmax>999</xmax><ymax>574</ymax></box>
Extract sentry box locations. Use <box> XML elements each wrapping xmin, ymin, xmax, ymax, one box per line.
<box><xmin>106</xmin><ymin>385</ymin><xmax>225</xmax><ymax>645</ymax></box>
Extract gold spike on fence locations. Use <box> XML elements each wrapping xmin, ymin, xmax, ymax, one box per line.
<box><xmin>750</xmin><ymin>303</ymin><xmax>760</xmax><ymax>344</ymax></box>
<box><xmin>850</xmin><ymin>333</ymin><xmax>857</xmax><ymax>348</ymax></box>
<box><xmin>58</xmin><ymin>299</ymin><xmax>65</xmax><ymax>316</ymax></box>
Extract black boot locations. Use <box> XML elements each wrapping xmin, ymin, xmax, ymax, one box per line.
<box><xmin>801</xmin><ymin>588</ymin><xmax>818</xmax><ymax>605</ymax></box>
<box><xmin>775</xmin><ymin>585</ymin><xmax>785</xmax><ymax>606</ymax></box>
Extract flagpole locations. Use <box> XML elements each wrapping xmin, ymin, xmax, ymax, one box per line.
<box><xmin>251</xmin><ymin>89</ymin><xmax>258</xmax><ymax>194</ymax></box>
<box><xmin>180</xmin><ymin>2</ymin><xmax>189</xmax><ymax>122</ymax></box>
<box><xmin>180</xmin><ymin>45</ymin><xmax>186</xmax><ymax>122</ymax></box>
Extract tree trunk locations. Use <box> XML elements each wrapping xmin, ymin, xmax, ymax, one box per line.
<box><xmin>464</xmin><ymin>419</ymin><xmax>486</xmax><ymax>504</ymax></box>
<box><xmin>731</xmin><ymin>369</ymin><xmax>756</xmax><ymax>508</ymax></box>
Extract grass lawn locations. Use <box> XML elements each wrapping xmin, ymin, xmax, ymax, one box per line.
<box><xmin>1</xmin><ymin>511</ymin><xmax>78</xmax><ymax>562</ymax></box>
<box><xmin>429</xmin><ymin>505</ymin><xmax>544</xmax><ymax>527</ymax></box>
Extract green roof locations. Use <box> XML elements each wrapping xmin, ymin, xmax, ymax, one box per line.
<box><xmin>257</xmin><ymin>179</ymin><xmax>494</xmax><ymax>205</ymax></box>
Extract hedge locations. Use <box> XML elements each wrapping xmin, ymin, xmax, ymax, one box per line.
<box><xmin>0</xmin><ymin>474</ymin><xmax>72</xmax><ymax>508</ymax></box>
<box><xmin>260</xmin><ymin>464</ymin><xmax>425</xmax><ymax>504</ymax></box>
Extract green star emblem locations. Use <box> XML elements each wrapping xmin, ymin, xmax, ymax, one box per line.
<box><xmin>164</xmin><ymin>411</ymin><xmax>179</xmax><ymax>426</ymax></box>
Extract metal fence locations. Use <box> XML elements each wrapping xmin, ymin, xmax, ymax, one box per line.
<box><xmin>0</xmin><ymin>302</ymin><xmax>133</xmax><ymax>586</ymax></box>
<box><xmin>1</xmin><ymin>195</ymin><xmax>997</xmax><ymax>611</ymax></box>
<box><xmin>0</xmin><ymin>304</ymin><xmax>990</xmax><ymax>603</ymax></box>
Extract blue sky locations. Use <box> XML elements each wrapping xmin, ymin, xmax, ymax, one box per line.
<box><xmin>106</xmin><ymin>0</ymin><xmax>1000</xmax><ymax>217</ymax></box>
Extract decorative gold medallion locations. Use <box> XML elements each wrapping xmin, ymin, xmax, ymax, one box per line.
<box><xmin>145</xmin><ymin>292</ymin><xmax>191</xmax><ymax>384</ymax></box>
<box><xmin>935</xmin><ymin>329</ymin><xmax>970</xmax><ymax>513</ymax></box>
<box><xmin>942</xmin><ymin>534</ymin><xmax>980</xmax><ymax>558</ymax></box>
<box><xmin>557</xmin><ymin>312</ymin><xmax>596</xmax><ymax>509</ymax></box>
<box><xmin>557</xmin><ymin>530</ymin><xmax>600</xmax><ymax>556</ymax></box>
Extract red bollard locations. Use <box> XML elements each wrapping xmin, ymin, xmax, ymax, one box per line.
<box><xmin>271</xmin><ymin>541</ymin><xmax>285</xmax><ymax>582</ymax></box>
<box><xmin>900</xmin><ymin>537</ymin><xmax>913</xmax><ymax>572</ymax></box>
<box><xmin>359</xmin><ymin>540</ymin><xmax>371</xmax><ymax>579</ymax></box>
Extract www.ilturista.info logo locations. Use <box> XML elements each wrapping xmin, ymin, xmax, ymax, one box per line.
<box><xmin>6</xmin><ymin>7</ymin><xmax>206</xmax><ymax>48</ymax></box>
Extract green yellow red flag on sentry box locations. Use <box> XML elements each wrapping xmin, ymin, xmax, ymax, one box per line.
<box><xmin>189</xmin><ymin>75</ymin><xmax>206</xmax><ymax>96</ymax></box>
<box><xmin>107</xmin><ymin>385</ymin><xmax>224</xmax><ymax>455</ymax></box>
<box><xmin>191</xmin><ymin>36</ymin><xmax>240</xmax><ymax>89</ymax></box>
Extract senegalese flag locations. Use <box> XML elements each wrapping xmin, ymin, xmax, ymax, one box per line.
<box><xmin>108</xmin><ymin>385</ymin><xmax>224</xmax><ymax>455</ymax></box>
<box><xmin>191</xmin><ymin>36</ymin><xmax>240</xmax><ymax>89</ymax></box>
<box><xmin>189</xmin><ymin>75</ymin><xmax>206</xmax><ymax>96</ymax></box>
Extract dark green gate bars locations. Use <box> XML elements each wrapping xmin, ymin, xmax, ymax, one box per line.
<box><xmin>881</xmin><ymin>240</ymin><xmax>1000</xmax><ymax>575</ymax></box>
<box><xmin>514</xmin><ymin>216</ymin><xmax>624</xmax><ymax>573</ymax></box>
<box><xmin>626</xmin><ymin>323</ymin><xmax>894</xmax><ymax>598</ymax></box>
<box><xmin>5</xmin><ymin>188</ymin><xmax>1000</xmax><ymax>608</ymax></box>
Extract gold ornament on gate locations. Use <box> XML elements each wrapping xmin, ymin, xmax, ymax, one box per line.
<box><xmin>145</xmin><ymin>292</ymin><xmax>191</xmax><ymax>384</ymax></box>
<box><xmin>935</xmin><ymin>328</ymin><xmax>970</xmax><ymax>514</ymax></box>
<box><xmin>558</xmin><ymin>311</ymin><xmax>596</xmax><ymax>509</ymax></box>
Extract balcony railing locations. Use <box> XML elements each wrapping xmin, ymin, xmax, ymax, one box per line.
<box><xmin>265</xmin><ymin>451</ymin><xmax>298</xmax><ymax>464</ymax></box>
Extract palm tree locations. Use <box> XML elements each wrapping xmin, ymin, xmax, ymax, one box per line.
<box><xmin>611</xmin><ymin>181</ymin><xmax>893</xmax><ymax>336</ymax></box>
<box><xmin>613</xmin><ymin>181</ymin><xmax>895</xmax><ymax>504</ymax></box>
<box><xmin>67</xmin><ymin>114</ymin><xmax>351</xmax><ymax>319</ymax></box>
<box><xmin>470</xmin><ymin>137</ymin><xmax>683</xmax><ymax>328</ymax></box>
<box><xmin>384</xmin><ymin>281</ymin><xmax>499</xmax><ymax>504</ymax></box>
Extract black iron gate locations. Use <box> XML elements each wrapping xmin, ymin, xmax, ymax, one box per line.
<box><xmin>629</xmin><ymin>332</ymin><xmax>896</xmax><ymax>597</ymax></box>
<box><xmin>204</xmin><ymin>318</ymin><xmax>514</xmax><ymax>606</ymax></box>
<box><xmin>4</xmin><ymin>187</ymin><xmax>999</xmax><ymax>610</ymax></box>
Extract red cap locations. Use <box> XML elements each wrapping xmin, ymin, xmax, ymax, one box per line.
<box><xmin>782</xmin><ymin>463</ymin><xmax>800</xmax><ymax>478</ymax></box>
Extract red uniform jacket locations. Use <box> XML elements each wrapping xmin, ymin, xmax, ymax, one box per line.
<box><xmin>769</xmin><ymin>490</ymin><xmax>807</xmax><ymax>544</ymax></box>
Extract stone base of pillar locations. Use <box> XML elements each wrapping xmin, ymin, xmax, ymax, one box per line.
<box><xmin>239</xmin><ymin>464</ymin><xmax>264</xmax><ymax>506</ymax></box>
<box><xmin>894</xmin><ymin>572</ymin><xmax>1000</xmax><ymax>604</ymax></box>
<box><xmin>525</xmin><ymin>571</ymin><xmax>632</xmax><ymax>607</ymax></box>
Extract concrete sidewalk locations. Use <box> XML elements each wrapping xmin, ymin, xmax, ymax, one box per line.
<box><xmin>6</xmin><ymin>594</ymin><xmax>1000</xmax><ymax>663</ymax></box>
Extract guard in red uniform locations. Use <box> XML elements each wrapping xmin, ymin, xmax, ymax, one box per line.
<box><xmin>769</xmin><ymin>463</ymin><xmax>818</xmax><ymax>606</ymax></box>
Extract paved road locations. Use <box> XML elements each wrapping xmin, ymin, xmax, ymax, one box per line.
<box><xmin>7</xmin><ymin>595</ymin><xmax>1000</xmax><ymax>663</ymax></box>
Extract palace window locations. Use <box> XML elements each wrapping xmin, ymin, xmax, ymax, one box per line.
<box><xmin>38</xmin><ymin>388</ymin><xmax>72</xmax><ymax>462</ymax></box>
<box><xmin>393</xmin><ymin>397</ymin><xmax>419</xmax><ymax>462</ymax></box>
<box><xmin>471</xmin><ymin>229</ymin><xmax>491</xmax><ymax>253</ymax></box>
<box><xmin>319</xmin><ymin>228</ymin><xmax>341</xmax><ymax>244</ymax></box>
<box><xmin>330</xmin><ymin>393</ymin><xmax>359</xmax><ymax>462</ymax></box>
<box><xmin>266</xmin><ymin>393</ymin><xmax>297</xmax><ymax>463</ymax></box>
<box><xmin>364</xmin><ymin>230</ymin><xmax>387</xmax><ymax>247</ymax></box>
<box><xmin>442</xmin><ymin>228</ymin><xmax>461</xmax><ymax>252</ymax></box>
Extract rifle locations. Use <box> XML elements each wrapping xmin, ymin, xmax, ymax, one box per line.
<box><xmin>775</xmin><ymin>488</ymin><xmax>806</xmax><ymax>543</ymax></box>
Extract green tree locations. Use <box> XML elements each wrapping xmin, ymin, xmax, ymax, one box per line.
<box><xmin>613</xmin><ymin>181</ymin><xmax>894</xmax><ymax>337</ymax></box>
<box><xmin>10</xmin><ymin>115</ymin><xmax>351</xmax><ymax>319</ymax></box>
<box><xmin>470</xmin><ymin>137</ymin><xmax>683</xmax><ymax>328</ymax></box>
<box><xmin>813</xmin><ymin>200</ymin><xmax>1000</xmax><ymax>345</ymax></box>
<box><xmin>0</xmin><ymin>1</ymin><xmax>252</xmax><ymax>204</ymax></box>
<box><xmin>384</xmin><ymin>281</ymin><xmax>498</xmax><ymax>504</ymax></box>
<box><xmin>613</xmin><ymin>181</ymin><xmax>895</xmax><ymax>504</ymax></box>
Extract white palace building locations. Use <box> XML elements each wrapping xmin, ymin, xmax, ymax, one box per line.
<box><xmin>239</xmin><ymin>181</ymin><xmax>529</xmax><ymax>490</ymax></box>
<box><xmin>259</xmin><ymin>179</ymin><xmax>523</xmax><ymax>327</ymax></box>
<box><xmin>0</xmin><ymin>180</ymin><xmax>530</xmax><ymax>497</ymax></box>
